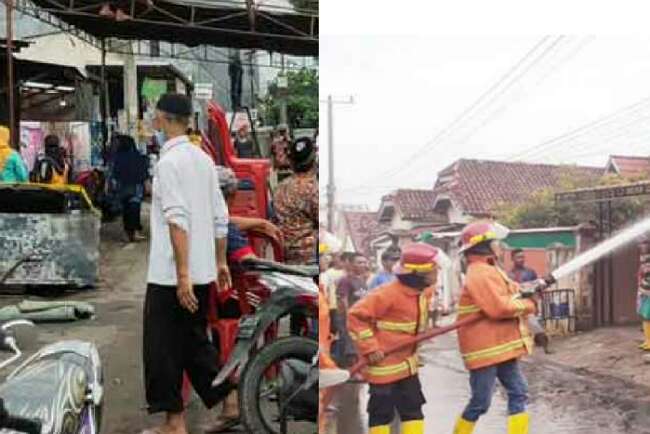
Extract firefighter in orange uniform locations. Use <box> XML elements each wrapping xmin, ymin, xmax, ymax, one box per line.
<box><xmin>348</xmin><ymin>243</ymin><xmax>439</xmax><ymax>434</ymax></box>
<box><xmin>452</xmin><ymin>221</ymin><xmax>541</xmax><ymax>434</ymax></box>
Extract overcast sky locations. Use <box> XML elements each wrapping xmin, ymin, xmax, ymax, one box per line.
<box><xmin>319</xmin><ymin>35</ymin><xmax>650</xmax><ymax>208</ymax></box>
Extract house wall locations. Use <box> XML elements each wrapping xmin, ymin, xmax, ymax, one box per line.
<box><xmin>447</xmin><ymin>204</ymin><xmax>471</xmax><ymax>224</ymax></box>
<box><xmin>390</xmin><ymin>211</ymin><xmax>413</xmax><ymax>231</ymax></box>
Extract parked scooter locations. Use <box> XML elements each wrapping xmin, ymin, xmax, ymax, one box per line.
<box><xmin>211</xmin><ymin>258</ymin><xmax>319</xmax><ymax>434</ymax></box>
<box><xmin>0</xmin><ymin>320</ymin><xmax>103</xmax><ymax>434</ymax></box>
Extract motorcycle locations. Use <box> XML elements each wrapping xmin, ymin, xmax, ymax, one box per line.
<box><xmin>0</xmin><ymin>320</ymin><xmax>103</xmax><ymax>434</ymax></box>
<box><xmin>210</xmin><ymin>258</ymin><xmax>319</xmax><ymax>434</ymax></box>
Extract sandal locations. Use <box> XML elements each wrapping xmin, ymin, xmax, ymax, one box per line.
<box><xmin>140</xmin><ymin>428</ymin><xmax>167</xmax><ymax>434</ymax></box>
<box><xmin>203</xmin><ymin>417</ymin><xmax>241</xmax><ymax>433</ymax></box>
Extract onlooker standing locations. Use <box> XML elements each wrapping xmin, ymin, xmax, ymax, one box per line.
<box><xmin>271</xmin><ymin>124</ymin><xmax>291</xmax><ymax>169</ymax></box>
<box><xmin>233</xmin><ymin>124</ymin><xmax>257</xmax><ymax>158</ymax></box>
<box><xmin>269</xmin><ymin>124</ymin><xmax>292</xmax><ymax>189</ymax></box>
<box><xmin>638</xmin><ymin>242</ymin><xmax>650</xmax><ymax>351</ymax></box>
<box><xmin>272</xmin><ymin>137</ymin><xmax>318</xmax><ymax>265</ymax></box>
<box><xmin>369</xmin><ymin>248</ymin><xmax>401</xmax><ymax>290</ymax></box>
<box><xmin>508</xmin><ymin>248</ymin><xmax>553</xmax><ymax>354</ymax></box>
<box><xmin>112</xmin><ymin>134</ymin><xmax>148</xmax><ymax>243</ymax></box>
<box><xmin>142</xmin><ymin>93</ymin><xmax>232</xmax><ymax>434</ymax></box>
<box><xmin>31</xmin><ymin>134</ymin><xmax>70</xmax><ymax>185</ymax></box>
<box><xmin>0</xmin><ymin>126</ymin><xmax>28</xmax><ymax>183</ymax></box>
<box><xmin>337</xmin><ymin>253</ymin><xmax>371</xmax><ymax>310</ymax></box>
<box><xmin>332</xmin><ymin>252</ymin><xmax>370</xmax><ymax>434</ymax></box>
<box><xmin>508</xmin><ymin>248</ymin><xmax>538</xmax><ymax>283</ymax></box>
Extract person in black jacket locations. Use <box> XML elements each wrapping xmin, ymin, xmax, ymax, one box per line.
<box><xmin>111</xmin><ymin>134</ymin><xmax>148</xmax><ymax>242</ymax></box>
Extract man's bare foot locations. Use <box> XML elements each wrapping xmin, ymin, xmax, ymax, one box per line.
<box><xmin>141</xmin><ymin>426</ymin><xmax>187</xmax><ymax>434</ymax></box>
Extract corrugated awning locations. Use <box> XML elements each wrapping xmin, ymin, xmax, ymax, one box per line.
<box><xmin>18</xmin><ymin>0</ymin><xmax>318</xmax><ymax>56</ymax></box>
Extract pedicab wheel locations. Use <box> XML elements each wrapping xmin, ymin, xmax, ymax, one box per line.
<box><xmin>239</xmin><ymin>336</ymin><xmax>318</xmax><ymax>434</ymax></box>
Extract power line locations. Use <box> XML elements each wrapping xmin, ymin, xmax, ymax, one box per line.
<box><xmin>348</xmin><ymin>36</ymin><xmax>564</xmax><ymax>187</ymax></box>
<box><xmin>446</xmin><ymin>36</ymin><xmax>593</xmax><ymax>151</ymax></box>
<box><xmin>505</xmin><ymin>95</ymin><xmax>650</xmax><ymax>161</ymax></box>
<box><xmin>548</xmin><ymin>124</ymin><xmax>650</xmax><ymax>163</ymax></box>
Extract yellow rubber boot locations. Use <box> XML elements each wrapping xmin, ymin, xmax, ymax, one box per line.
<box><xmin>507</xmin><ymin>412</ymin><xmax>530</xmax><ymax>434</ymax></box>
<box><xmin>452</xmin><ymin>417</ymin><xmax>476</xmax><ymax>434</ymax></box>
<box><xmin>401</xmin><ymin>419</ymin><xmax>425</xmax><ymax>434</ymax></box>
<box><xmin>642</xmin><ymin>322</ymin><xmax>650</xmax><ymax>350</ymax></box>
<box><xmin>370</xmin><ymin>425</ymin><xmax>391</xmax><ymax>434</ymax></box>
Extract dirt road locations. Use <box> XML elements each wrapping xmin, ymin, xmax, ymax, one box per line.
<box><xmin>1</xmin><ymin>218</ymin><xmax>296</xmax><ymax>433</ymax></box>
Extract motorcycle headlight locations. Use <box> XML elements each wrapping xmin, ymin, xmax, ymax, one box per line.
<box><xmin>67</xmin><ymin>367</ymin><xmax>87</xmax><ymax>410</ymax></box>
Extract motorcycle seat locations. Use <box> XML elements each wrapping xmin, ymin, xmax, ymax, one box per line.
<box><xmin>240</xmin><ymin>258</ymin><xmax>318</xmax><ymax>278</ymax></box>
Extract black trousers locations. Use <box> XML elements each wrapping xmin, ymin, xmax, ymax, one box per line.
<box><xmin>143</xmin><ymin>283</ymin><xmax>232</xmax><ymax>413</ymax></box>
<box><xmin>367</xmin><ymin>375</ymin><xmax>426</xmax><ymax>427</ymax></box>
<box><xmin>121</xmin><ymin>197</ymin><xmax>141</xmax><ymax>233</ymax></box>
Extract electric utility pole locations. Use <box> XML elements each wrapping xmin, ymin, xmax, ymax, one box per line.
<box><xmin>324</xmin><ymin>94</ymin><xmax>354</xmax><ymax>232</ymax></box>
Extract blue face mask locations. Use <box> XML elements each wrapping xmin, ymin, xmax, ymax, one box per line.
<box><xmin>155</xmin><ymin>130</ymin><xmax>167</xmax><ymax>146</ymax></box>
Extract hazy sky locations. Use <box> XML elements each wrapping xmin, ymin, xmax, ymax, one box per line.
<box><xmin>319</xmin><ymin>35</ymin><xmax>650</xmax><ymax>208</ymax></box>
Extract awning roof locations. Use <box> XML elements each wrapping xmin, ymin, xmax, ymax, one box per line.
<box><xmin>18</xmin><ymin>0</ymin><xmax>318</xmax><ymax>56</ymax></box>
<box><xmin>86</xmin><ymin>63</ymin><xmax>194</xmax><ymax>89</ymax></box>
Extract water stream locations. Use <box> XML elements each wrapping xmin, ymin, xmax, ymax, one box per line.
<box><xmin>551</xmin><ymin>215</ymin><xmax>650</xmax><ymax>280</ymax></box>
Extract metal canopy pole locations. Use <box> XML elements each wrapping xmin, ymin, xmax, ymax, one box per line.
<box><xmin>100</xmin><ymin>38</ymin><xmax>108</xmax><ymax>156</ymax></box>
<box><xmin>5</xmin><ymin>0</ymin><xmax>16</xmax><ymax>148</ymax></box>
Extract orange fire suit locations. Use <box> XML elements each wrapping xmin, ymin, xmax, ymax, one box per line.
<box><xmin>347</xmin><ymin>279</ymin><xmax>431</xmax><ymax>384</ymax></box>
<box><xmin>319</xmin><ymin>286</ymin><xmax>336</xmax><ymax>433</ymax></box>
<box><xmin>457</xmin><ymin>255</ymin><xmax>537</xmax><ymax>370</ymax></box>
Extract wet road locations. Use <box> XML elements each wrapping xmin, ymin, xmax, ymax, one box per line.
<box><xmin>415</xmin><ymin>330</ymin><xmax>650</xmax><ymax>434</ymax></box>
<box><xmin>0</xmin><ymin>214</ymin><xmax>316</xmax><ymax>434</ymax></box>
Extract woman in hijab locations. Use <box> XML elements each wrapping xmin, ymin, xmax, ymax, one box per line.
<box><xmin>112</xmin><ymin>134</ymin><xmax>148</xmax><ymax>242</ymax></box>
<box><xmin>0</xmin><ymin>126</ymin><xmax>28</xmax><ymax>183</ymax></box>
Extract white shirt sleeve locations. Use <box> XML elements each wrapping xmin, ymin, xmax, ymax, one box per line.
<box><xmin>213</xmin><ymin>169</ymin><xmax>229</xmax><ymax>239</ymax></box>
<box><xmin>158</xmin><ymin>158</ymin><xmax>190</xmax><ymax>233</ymax></box>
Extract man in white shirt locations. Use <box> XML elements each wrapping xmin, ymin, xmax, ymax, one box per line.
<box><xmin>142</xmin><ymin>93</ymin><xmax>232</xmax><ymax>434</ymax></box>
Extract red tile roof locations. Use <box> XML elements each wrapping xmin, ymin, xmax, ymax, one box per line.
<box><xmin>342</xmin><ymin>211</ymin><xmax>388</xmax><ymax>255</ymax></box>
<box><xmin>390</xmin><ymin>189</ymin><xmax>447</xmax><ymax>222</ymax></box>
<box><xmin>433</xmin><ymin>159</ymin><xmax>603</xmax><ymax>216</ymax></box>
<box><xmin>607</xmin><ymin>155</ymin><xmax>650</xmax><ymax>178</ymax></box>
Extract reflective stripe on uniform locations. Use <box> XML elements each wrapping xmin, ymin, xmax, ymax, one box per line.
<box><xmin>418</xmin><ymin>293</ymin><xmax>428</xmax><ymax>333</ymax></box>
<box><xmin>351</xmin><ymin>329</ymin><xmax>374</xmax><ymax>341</ymax></box>
<box><xmin>377</xmin><ymin>321</ymin><xmax>417</xmax><ymax>334</ymax></box>
<box><xmin>513</xmin><ymin>299</ymin><xmax>526</xmax><ymax>315</ymax></box>
<box><xmin>367</xmin><ymin>355</ymin><xmax>419</xmax><ymax>377</ymax></box>
<box><xmin>462</xmin><ymin>339</ymin><xmax>527</xmax><ymax>362</ymax></box>
<box><xmin>457</xmin><ymin>304</ymin><xmax>481</xmax><ymax>314</ymax></box>
<box><xmin>403</xmin><ymin>262</ymin><xmax>435</xmax><ymax>272</ymax></box>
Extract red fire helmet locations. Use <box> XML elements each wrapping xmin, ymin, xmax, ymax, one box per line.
<box><xmin>458</xmin><ymin>221</ymin><xmax>510</xmax><ymax>253</ymax></box>
<box><xmin>394</xmin><ymin>242</ymin><xmax>439</xmax><ymax>275</ymax></box>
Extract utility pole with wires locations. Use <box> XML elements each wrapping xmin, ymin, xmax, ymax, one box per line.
<box><xmin>5</xmin><ymin>0</ymin><xmax>16</xmax><ymax>148</ymax></box>
<box><xmin>323</xmin><ymin>94</ymin><xmax>354</xmax><ymax>232</ymax></box>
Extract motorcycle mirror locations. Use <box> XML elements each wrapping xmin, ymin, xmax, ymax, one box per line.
<box><xmin>1</xmin><ymin>320</ymin><xmax>37</xmax><ymax>351</ymax></box>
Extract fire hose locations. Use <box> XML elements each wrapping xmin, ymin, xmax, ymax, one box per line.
<box><xmin>344</xmin><ymin>275</ymin><xmax>556</xmax><ymax>377</ymax></box>
<box><xmin>348</xmin><ymin>313</ymin><xmax>483</xmax><ymax>375</ymax></box>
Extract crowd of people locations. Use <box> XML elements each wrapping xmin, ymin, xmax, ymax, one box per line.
<box><xmin>1</xmin><ymin>91</ymin><xmax>320</xmax><ymax>433</ymax></box>
<box><xmin>319</xmin><ymin>221</ymin><xmax>560</xmax><ymax>434</ymax></box>
<box><xmin>0</xmin><ymin>126</ymin><xmax>72</xmax><ymax>185</ymax></box>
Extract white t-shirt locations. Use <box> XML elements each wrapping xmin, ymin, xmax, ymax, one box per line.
<box><xmin>147</xmin><ymin>135</ymin><xmax>229</xmax><ymax>286</ymax></box>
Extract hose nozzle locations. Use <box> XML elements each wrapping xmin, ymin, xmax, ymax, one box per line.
<box><xmin>520</xmin><ymin>274</ymin><xmax>555</xmax><ymax>298</ymax></box>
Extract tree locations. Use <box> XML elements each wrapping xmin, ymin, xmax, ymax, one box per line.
<box><xmin>262</xmin><ymin>68</ymin><xmax>318</xmax><ymax>129</ymax></box>
<box><xmin>495</xmin><ymin>170</ymin><xmax>650</xmax><ymax>231</ymax></box>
